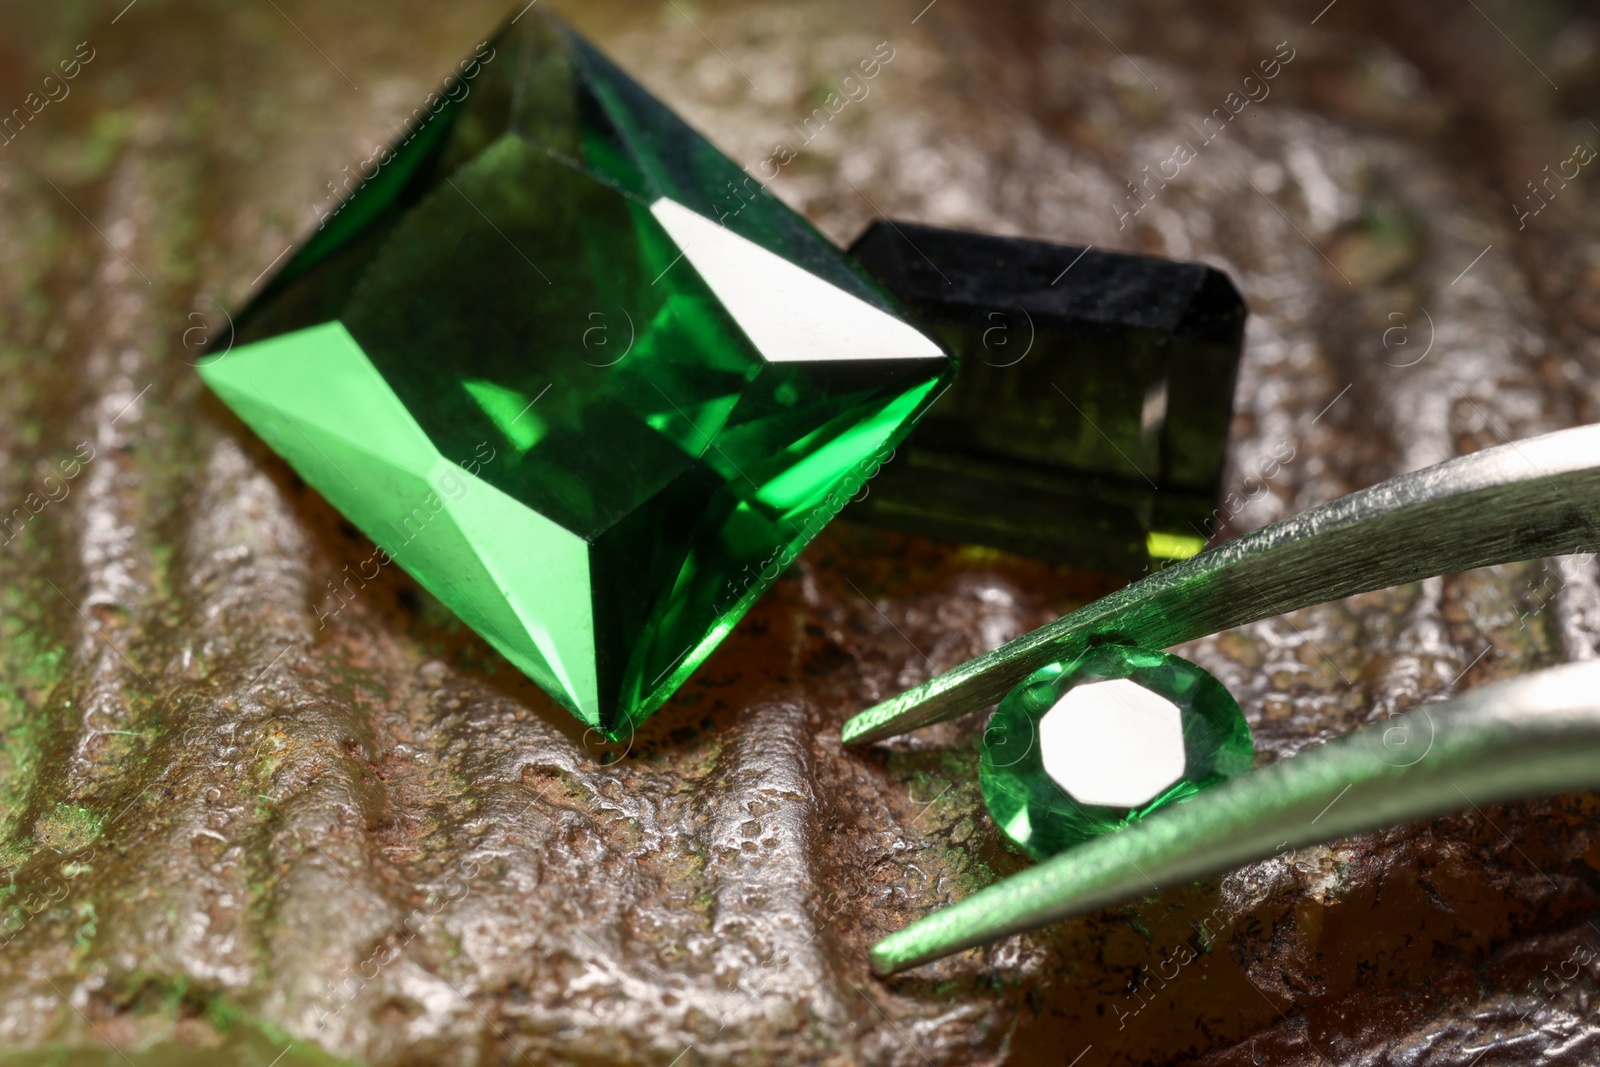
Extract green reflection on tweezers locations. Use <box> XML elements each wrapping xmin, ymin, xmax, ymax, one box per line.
<box><xmin>844</xmin><ymin>424</ymin><xmax>1600</xmax><ymax>743</ymax></box>
<box><xmin>843</xmin><ymin>423</ymin><xmax>1600</xmax><ymax>973</ymax></box>
<box><xmin>871</xmin><ymin>660</ymin><xmax>1600</xmax><ymax>974</ymax></box>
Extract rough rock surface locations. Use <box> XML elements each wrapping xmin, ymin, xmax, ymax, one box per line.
<box><xmin>3</xmin><ymin>0</ymin><xmax>1600</xmax><ymax>1064</ymax></box>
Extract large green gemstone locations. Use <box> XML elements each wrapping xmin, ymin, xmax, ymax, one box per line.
<box><xmin>979</xmin><ymin>645</ymin><xmax>1253</xmax><ymax>859</ymax></box>
<box><xmin>202</xmin><ymin>13</ymin><xmax>951</xmax><ymax>738</ymax></box>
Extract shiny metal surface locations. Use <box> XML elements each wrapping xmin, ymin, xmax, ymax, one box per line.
<box><xmin>7</xmin><ymin>0</ymin><xmax>1600</xmax><ymax>1063</ymax></box>
<box><xmin>871</xmin><ymin>660</ymin><xmax>1600</xmax><ymax>973</ymax></box>
<box><xmin>844</xmin><ymin>424</ymin><xmax>1600</xmax><ymax>744</ymax></box>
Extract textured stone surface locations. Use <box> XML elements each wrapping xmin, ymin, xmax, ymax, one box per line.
<box><xmin>3</xmin><ymin>0</ymin><xmax>1600</xmax><ymax>1064</ymax></box>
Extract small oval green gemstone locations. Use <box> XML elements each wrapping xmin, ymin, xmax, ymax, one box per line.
<box><xmin>979</xmin><ymin>644</ymin><xmax>1254</xmax><ymax>860</ymax></box>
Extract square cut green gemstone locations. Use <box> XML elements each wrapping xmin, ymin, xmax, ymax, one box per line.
<box><xmin>203</xmin><ymin>13</ymin><xmax>952</xmax><ymax>738</ymax></box>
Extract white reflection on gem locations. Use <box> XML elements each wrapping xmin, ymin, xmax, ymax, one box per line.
<box><xmin>648</xmin><ymin>198</ymin><xmax>945</xmax><ymax>363</ymax></box>
<box><xmin>1038</xmin><ymin>679</ymin><xmax>1186</xmax><ymax>808</ymax></box>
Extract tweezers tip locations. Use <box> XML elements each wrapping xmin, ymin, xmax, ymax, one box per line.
<box><xmin>868</xmin><ymin>941</ymin><xmax>906</xmax><ymax>976</ymax></box>
<box><xmin>842</xmin><ymin>695</ymin><xmax>909</xmax><ymax>745</ymax></box>
<box><xmin>840</xmin><ymin>714</ymin><xmax>883</xmax><ymax>746</ymax></box>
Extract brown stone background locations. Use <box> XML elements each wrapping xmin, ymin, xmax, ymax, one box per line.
<box><xmin>3</xmin><ymin>0</ymin><xmax>1600</xmax><ymax>1063</ymax></box>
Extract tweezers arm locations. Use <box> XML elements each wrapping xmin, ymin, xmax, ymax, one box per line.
<box><xmin>870</xmin><ymin>660</ymin><xmax>1600</xmax><ymax>974</ymax></box>
<box><xmin>843</xmin><ymin>424</ymin><xmax>1600</xmax><ymax>744</ymax></box>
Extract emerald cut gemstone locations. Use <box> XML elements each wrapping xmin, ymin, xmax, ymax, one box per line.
<box><xmin>979</xmin><ymin>645</ymin><xmax>1252</xmax><ymax>859</ymax></box>
<box><xmin>848</xmin><ymin>220</ymin><xmax>1243</xmax><ymax>575</ymax></box>
<box><xmin>202</xmin><ymin>13</ymin><xmax>951</xmax><ymax>738</ymax></box>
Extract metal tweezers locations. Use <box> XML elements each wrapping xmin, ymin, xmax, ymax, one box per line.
<box><xmin>843</xmin><ymin>424</ymin><xmax>1600</xmax><ymax>975</ymax></box>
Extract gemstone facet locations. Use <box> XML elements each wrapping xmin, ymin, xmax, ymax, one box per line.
<box><xmin>848</xmin><ymin>220</ymin><xmax>1244</xmax><ymax>575</ymax></box>
<box><xmin>203</xmin><ymin>13</ymin><xmax>951</xmax><ymax>739</ymax></box>
<box><xmin>980</xmin><ymin>645</ymin><xmax>1252</xmax><ymax>859</ymax></box>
